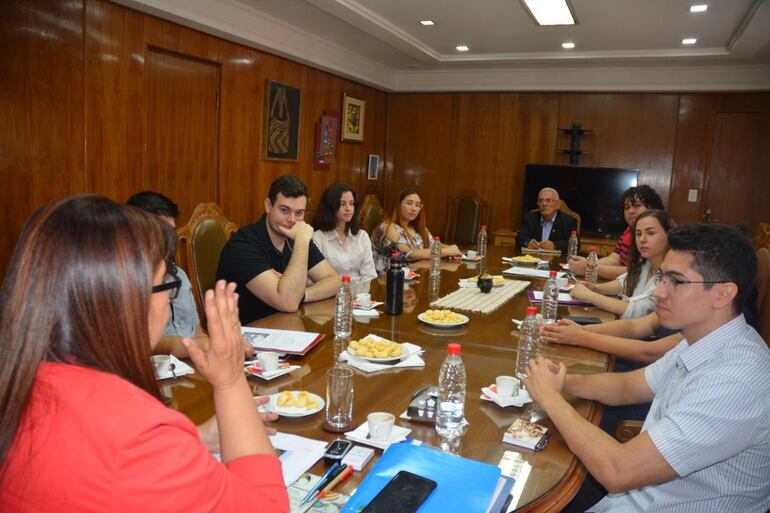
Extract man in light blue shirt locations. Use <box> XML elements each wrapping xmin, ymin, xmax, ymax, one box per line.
<box><xmin>526</xmin><ymin>223</ymin><xmax>770</xmax><ymax>513</ymax></box>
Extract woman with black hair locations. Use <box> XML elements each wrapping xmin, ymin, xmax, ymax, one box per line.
<box><xmin>312</xmin><ymin>182</ymin><xmax>376</xmax><ymax>283</ymax></box>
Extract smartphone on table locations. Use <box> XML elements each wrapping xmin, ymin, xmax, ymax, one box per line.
<box><xmin>361</xmin><ymin>470</ymin><xmax>437</xmax><ymax>513</ymax></box>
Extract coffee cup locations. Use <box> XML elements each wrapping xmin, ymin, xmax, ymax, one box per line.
<box><xmin>496</xmin><ymin>375</ymin><xmax>519</xmax><ymax>397</ymax></box>
<box><xmin>558</xmin><ymin>276</ymin><xmax>569</xmax><ymax>289</ymax></box>
<box><xmin>356</xmin><ymin>292</ymin><xmax>372</xmax><ymax>308</ymax></box>
<box><xmin>257</xmin><ymin>351</ymin><xmax>279</xmax><ymax>372</ymax></box>
<box><xmin>466</xmin><ymin>250</ymin><xmax>477</xmax><ymax>259</ymax></box>
<box><xmin>152</xmin><ymin>355</ymin><xmax>171</xmax><ymax>378</ymax></box>
<box><xmin>367</xmin><ymin>412</ymin><xmax>395</xmax><ymax>441</ymax></box>
<box><xmin>402</xmin><ymin>267</ymin><xmax>411</xmax><ymax>277</ymax></box>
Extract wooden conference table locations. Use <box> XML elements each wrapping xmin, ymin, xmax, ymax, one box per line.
<box><xmin>168</xmin><ymin>245</ymin><xmax>614</xmax><ymax>512</ymax></box>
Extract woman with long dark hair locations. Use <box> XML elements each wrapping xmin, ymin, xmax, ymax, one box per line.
<box><xmin>372</xmin><ymin>187</ymin><xmax>461</xmax><ymax>274</ymax></box>
<box><xmin>312</xmin><ymin>182</ymin><xmax>376</xmax><ymax>282</ymax></box>
<box><xmin>570</xmin><ymin>209</ymin><xmax>675</xmax><ymax>319</ymax></box>
<box><xmin>0</xmin><ymin>195</ymin><xmax>287</xmax><ymax>511</ymax></box>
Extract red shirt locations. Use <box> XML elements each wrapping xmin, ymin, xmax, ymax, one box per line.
<box><xmin>613</xmin><ymin>227</ymin><xmax>632</xmax><ymax>267</ymax></box>
<box><xmin>0</xmin><ymin>362</ymin><xmax>289</xmax><ymax>513</ymax></box>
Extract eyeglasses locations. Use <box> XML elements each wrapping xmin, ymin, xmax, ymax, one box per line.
<box><xmin>152</xmin><ymin>274</ymin><xmax>182</xmax><ymax>299</ymax></box>
<box><xmin>653</xmin><ymin>269</ymin><xmax>728</xmax><ymax>294</ymax></box>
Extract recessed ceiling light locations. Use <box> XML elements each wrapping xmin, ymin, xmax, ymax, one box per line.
<box><xmin>456</xmin><ymin>45</ymin><xmax>469</xmax><ymax>52</ymax></box>
<box><xmin>690</xmin><ymin>4</ymin><xmax>708</xmax><ymax>13</ymax></box>
<box><xmin>521</xmin><ymin>0</ymin><xmax>576</xmax><ymax>26</ymax></box>
<box><xmin>682</xmin><ymin>38</ymin><xmax>697</xmax><ymax>45</ymax></box>
<box><xmin>420</xmin><ymin>20</ymin><xmax>435</xmax><ymax>26</ymax></box>
<box><xmin>562</xmin><ymin>42</ymin><xmax>575</xmax><ymax>49</ymax></box>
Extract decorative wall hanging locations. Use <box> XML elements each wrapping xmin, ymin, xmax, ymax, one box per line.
<box><xmin>314</xmin><ymin>111</ymin><xmax>340</xmax><ymax>170</ymax></box>
<box><xmin>367</xmin><ymin>154</ymin><xmax>379</xmax><ymax>180</ymax></box>
<box><xmin>341</xmin><ymin>93</ymin><xmax>365</xmax><ymax>142</ymax></box>
<box><xmin>263</xmin><ymin>80</ymin><xmax>301</xmax><ymax>161</ymax></box>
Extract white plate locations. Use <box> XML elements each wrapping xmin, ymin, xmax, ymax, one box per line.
<box><xmin>347</xmin><ymin>338</ymin><xmax>421</xmax><ymax>363</ymax></box>
<box><xmin>244</xmin><ymin>364</ymin><xmax>299</xmax><ymax>380</ymax></box>
<box><xmin>266</xmin><ymin>391</ymin><xmax>325</xmax><ymax>417</ymax></box>
<box><xmin>560</xmin><ymin>283</ymin><xmax>576</xmax><ymax>292</ymax></box>
<box><xmin>352</xmin><ymin>300</ymin><xmax>383</xmax><ymax>311</ymax></box>
<box><xmin>417</xmin><ymin>312</ymin><xmax>470</xmax><ymax>328</ymax></box>
<box><xmin>461</xmin><ymin>253</ymin><xmax>482</xmax><ymax>261</ymax></box>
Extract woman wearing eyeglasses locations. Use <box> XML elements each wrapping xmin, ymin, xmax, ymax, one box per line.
<box><xmin>372</xmin><ymin>187</ymin><xmax>462</xmax><ymax>274</ymax></box>
<box><xmin>0</xmin><ymin>195</ymin><xmax>288</xmax><ymax>512</ymax></box>
<box><xmin>570</xmin><ymin>209</ymin><xmax>675</xmax><ymax>319</ymax></box>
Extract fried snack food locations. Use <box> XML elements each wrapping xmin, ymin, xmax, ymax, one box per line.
<box><xmin>421</xmin><ymin>309</ymin><xmax>466</xmax><ymax>324</ymax></box>
<box><xmin>348</xmin><ymin>336</ymin><xmax>403</xmax><ymax>359</ymax></box>
<box><xmin>276</xmin><ymin>390</ymin><xmax>319</xmax><ymax>410</ymax></box>
<box><xmin>512</xmin><ymin>255</ymin><xmax>540</xmax><ymax>263</ymax></box>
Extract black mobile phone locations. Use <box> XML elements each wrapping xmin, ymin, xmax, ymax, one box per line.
<box><xmin>563</xmin><ymin>315</ymin><xmax>602</xmax><ymax>325</ymax></box>
<box><xmin>362</xmin><ymin>470</ymin><xmax>437</xmax><ymax>513</ymax></box>
<box><xmin>323</xmin><ymin>439</ymin><xmax>353</xmax><ymax>464</ymax></box>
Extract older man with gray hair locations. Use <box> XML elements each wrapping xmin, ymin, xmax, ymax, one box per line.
<box><xmin>516</xmin><ymin>187</ymin><xmax>578</xmax><ymax>251</ymax></box>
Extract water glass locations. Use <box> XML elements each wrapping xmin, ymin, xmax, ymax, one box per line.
<box><xmin>326</xmin><ymin>366</ymin><xmax>354</xmax><ymax>429</ymax></box>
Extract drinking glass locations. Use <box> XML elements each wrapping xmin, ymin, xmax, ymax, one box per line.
<box><xmin>325</xmin><ymin>366</ymin><xmax>354</xmax><ymax>429</ymax></box>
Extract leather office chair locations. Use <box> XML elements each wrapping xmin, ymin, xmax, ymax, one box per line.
<box><xmin>176</xmin><ymin>202</ymin><xmax>238</xmax><ymax>325</ymax></box>
<box><xmin>754</xmin><ymin>222</ymin><xmax>770</xmax><ymax>251</ymax></box>
<box><xmin>358</xmin><ymin>193</ymin><xmax>384</xmax><ymax>235</ymax></box>
<box><xmin>444</xmin><ymin>193</ymin><xmax>489</xmax><ymax>245</ymax></box>
<box><xmin>559</xmin><ymin>200</ymin><xmax>581</xmax><ymax>235</ymax></box>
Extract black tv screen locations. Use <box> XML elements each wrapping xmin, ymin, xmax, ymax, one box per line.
<box><xmin>523</xmin><ymin>164</ymin><xmax>639</xmax><ymax>236</ymax></box>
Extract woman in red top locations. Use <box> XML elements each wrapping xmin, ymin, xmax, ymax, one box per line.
<box><xmin>0</xmin><ymin>195</ymin><xmax>289</xmax><ymax>512</ymax></box>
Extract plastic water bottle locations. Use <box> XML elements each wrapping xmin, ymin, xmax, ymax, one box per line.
<box><xmin>586</xmin><ymin>247</ymin><xmax>599</xmax><ymax>284</ymax></box>
<box><xmin>430</xmin><ymin>236</ymin><xmax>442</xmax><ymax>276</ymax></box>
<box><xmin>385</xmin><ymin>253</ymin><xmax>404</xmax><ymax>315</ymax></box>
<box><xmin>567</xmin><ymin>230</ymin><xmax>579</xmax><ymax>261</ymax></box>
<box><xmin>333</xmin><ymin>275</ymin><xmax>352</xmax><ymax>337</ymax></box>
<box><xmin>541</xmin><ymin>270</ymin><xmax>559</xmax><ymax>324</ymax></box>
<box><xmin>477</xmin><ymin>224</ymin><xmax>488</xmax><ymax>275</ymax></box>
<box><xmin>435</xmin><ymin>343</ymin><xmax>466</xmax><ymax>439</ymax></box>
<box><xmin>516</xmin><ymin>307</ymin><xmax>539</xmax><ymax>379</ymax></box>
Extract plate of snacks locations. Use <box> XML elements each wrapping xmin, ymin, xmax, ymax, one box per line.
<box><xmin>465</xmin><ymin>275</ymin><xmax>505</xmax><ymax>286</ymax></box>
<box><xmin>510</xmin><ymin>255</ymin><xmax>542</xmax><ymax>266</ymax></box>
<box><xmin>267</xmin><ymin>390</ymin><xmax>324</xmax><ymax>417</ymax></box>
<box><xmin>418</xmin><ymin>309</ymin><xmax>470</xmax><ymax>328</ymax></box>
<box><xmin>347</xmin><ymin>334</ymin><xmax>419</xmax><ymax>363</ymax></box>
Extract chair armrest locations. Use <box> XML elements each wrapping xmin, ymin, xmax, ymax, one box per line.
<box><xmin>615</xmin><ymin>420</ymin><xmax>643</xmax><ymax>443</ymax></box>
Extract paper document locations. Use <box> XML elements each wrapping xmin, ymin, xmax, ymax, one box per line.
<box><xmin>503</xmin><ymin>267</ymin><xmax>565</xmax><ymax>279</ymax></box>
<box><xmin>270</xmin><ymin>432</ymin><xmax>327</xmax><ymax>486</ymax></box>
<box><xmin>241</xmin><ymin>327</ymin><xmax>323</xmax><ymax>355</ymax></box>
<box><xmin>530</xmin><ymin>291</ymin><xmax>576</xmax><ymax>302</ymax></box>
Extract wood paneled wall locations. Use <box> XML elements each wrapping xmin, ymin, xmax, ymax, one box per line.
<box><xmin>385</xmin><ymin>91</ymin><xmax>769</xmax><ymax>238</ymax></box>
<box><xmin>1</xmin><ymin>0</ymin><xmax>387</xmax><ymax>275</ymax></box>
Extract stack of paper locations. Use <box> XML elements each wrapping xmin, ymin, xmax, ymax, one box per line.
<box><xmin>241</xmin><ymin>327</ymin><xmax>324</xmax><ymax>355</ymax></box>
<box><xmin>502</xmin><ymin>419</ymin><xmax>549</xmax><ymax>451</ymax></box>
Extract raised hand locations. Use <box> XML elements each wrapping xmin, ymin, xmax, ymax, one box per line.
<box><xmin>183</xmin><ymin>280</ymin><xmax>245</xmax><ymax>390</ymax></box>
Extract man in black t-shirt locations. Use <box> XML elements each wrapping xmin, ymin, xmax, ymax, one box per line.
<box><xmin>216</xmin><ymin>176</ymin><xmax>339</xmax><ymax>324</ymax></box>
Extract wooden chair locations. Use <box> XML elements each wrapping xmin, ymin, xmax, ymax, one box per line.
<box><xmin>358</xmin><ymin>193</ymin><xmax>384</xmax><ymax>235</ymax></box>
<box><xmin>754</xmin><ymin>222</ymin><xmax>770</xmax><ymax>251</ymax></box>
<box><xmin>559</xmin><ymin>200</ymin><xmax>581</xmax><ymax>235</ymax></box>
<box><xmin>176</xmin><ymin>202</ymin><xmax>238</xmax><ymax>325</ymax></box>
<box><xmin>444</xmin><ymin>193</ymin><xmax>490</xmax><ymax>246</ymax></box>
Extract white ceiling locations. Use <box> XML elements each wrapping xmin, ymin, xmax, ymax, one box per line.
<box><xmin>120</xmin><ymin>0</ymin><xmax>770</xmax><ymax>91</ymax></box>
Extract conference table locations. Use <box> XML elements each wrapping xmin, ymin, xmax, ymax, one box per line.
<box><xmin>168</xmin><ymin>245</ymin><xmax>615</xmax><ymax>512</ymax></box>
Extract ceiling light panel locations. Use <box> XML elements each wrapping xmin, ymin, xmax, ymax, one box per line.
<box><xmin>689</xmin><ymin>5</ymin><xmax>708</xmax><ymax>13</ymax></box>
<box><xmin>521</xmin><ymin>0</ymin><xmax>576</xmax><ymax>26</ymax></box>
<box><xmin>420</xmin><ymin>20</ymin><xmax>434</xmax><ymax>26</ymax></box>
<box><xmin>456</xmin><ymin>45</ymin><xmax>469</xmax><ymax>52</ymax></box>
<box><xmin>682</xmin><ymin>38</ymin><xmax>697</xmax><ymax>45</ymax></box>
<box><xmin>562</xmin><ymin>42</ymin><xmax>575</xmax><ymax>49</ymax></box>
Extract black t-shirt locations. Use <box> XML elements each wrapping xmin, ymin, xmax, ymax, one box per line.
<box><xmin>216</xmin><ymin>214</ymin><xmax>325</xmax><ymax>324</ymax></box>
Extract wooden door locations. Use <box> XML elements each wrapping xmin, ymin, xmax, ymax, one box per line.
<box><xmin>703</xmin><ymin>111</ymin><xmax>770</xmax><ymax>229</ymax></box>
<box><xmin>146</xmin><ymin>48</ymin><xmax>221</xmax><ymax>221</ymax></box>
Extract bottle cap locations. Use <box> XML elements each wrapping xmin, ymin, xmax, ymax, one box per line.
<box><xmin>549</xmin><ymin>270</ymin><xmax>557</xmax><ymax>278</ymax></box>
<box><xmin>571</xmin><ymin>230</ymin><xmax>577</xmax><ymax>235</ymax></box>
<box><xmin>341</xmin><ymin>275</ymin><xmax>350</xmax><ymax>283</ymax></box>
<box><xmin>434</xmin><ymin>236</ymin><xmax>440</xmax><ymax>241</ymax></box>
<box><xmin>391</xmin><ymin>251</ymin><xmax>399</xmax><ymax>257</ymax></box>
<box><xmin>481</xmin><ymin>225</ymin><xmax>487</xmax><ymax>229</ymax></box>
<box><xmin>590</xmin><ymin>246</ymin><xmax>597</xmax><ymax>252</ymax></box>
<box><xmin>526</xmin><ymin>306</ymin><xmax>538</xmax><ymax>316</ymax></box>
<box><xmin>447</xmin><ymin>343</ymin><xmax>462</xmax><ymax>355</ymax></box>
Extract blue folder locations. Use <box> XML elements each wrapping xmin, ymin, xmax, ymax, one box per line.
<box><xmin>340</xmin><ymin>442</ymin><xmax>502</xmax><ymax>513</ymax></box>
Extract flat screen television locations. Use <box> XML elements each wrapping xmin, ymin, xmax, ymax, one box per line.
<box><xmin>523</xmin><ymin>164</ymin><xmax>639</xmax><ymax>237</ymax></box>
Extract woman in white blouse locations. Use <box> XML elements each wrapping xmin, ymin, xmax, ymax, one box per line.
<box><xmin>312</xmin><ymin>182</ymin><xmax>377</xmax><ymax>283</ymax></box>
<box><xmin>570</xmin><ymin>209</ymin><xmax>675</xmax><ymax>319</ymax></box>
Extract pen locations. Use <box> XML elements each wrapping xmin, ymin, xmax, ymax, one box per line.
<box><xmin>300</xmin><ymin>461</ymin><xmax>340</xmax><ymax>505</ymax></box>
<box><xmin>316</xmin><ymin>465</ymin><xmax>354</xmax><ymax>500</ymax></box>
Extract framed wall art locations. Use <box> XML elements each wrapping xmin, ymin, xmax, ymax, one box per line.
<box><xmin>341</xmin><ymin>93</ymin><xmax>365</xmax><ymax>142</ymax></box>
<box><xmin>263</xmin><ymin>80</ymin><xmax>301</xmax><ymax>161</ymax></box>
<box><xmin>367</xmin><ymin>154</ymin><xmax>379</xmax><ymax>180</ymax></box>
